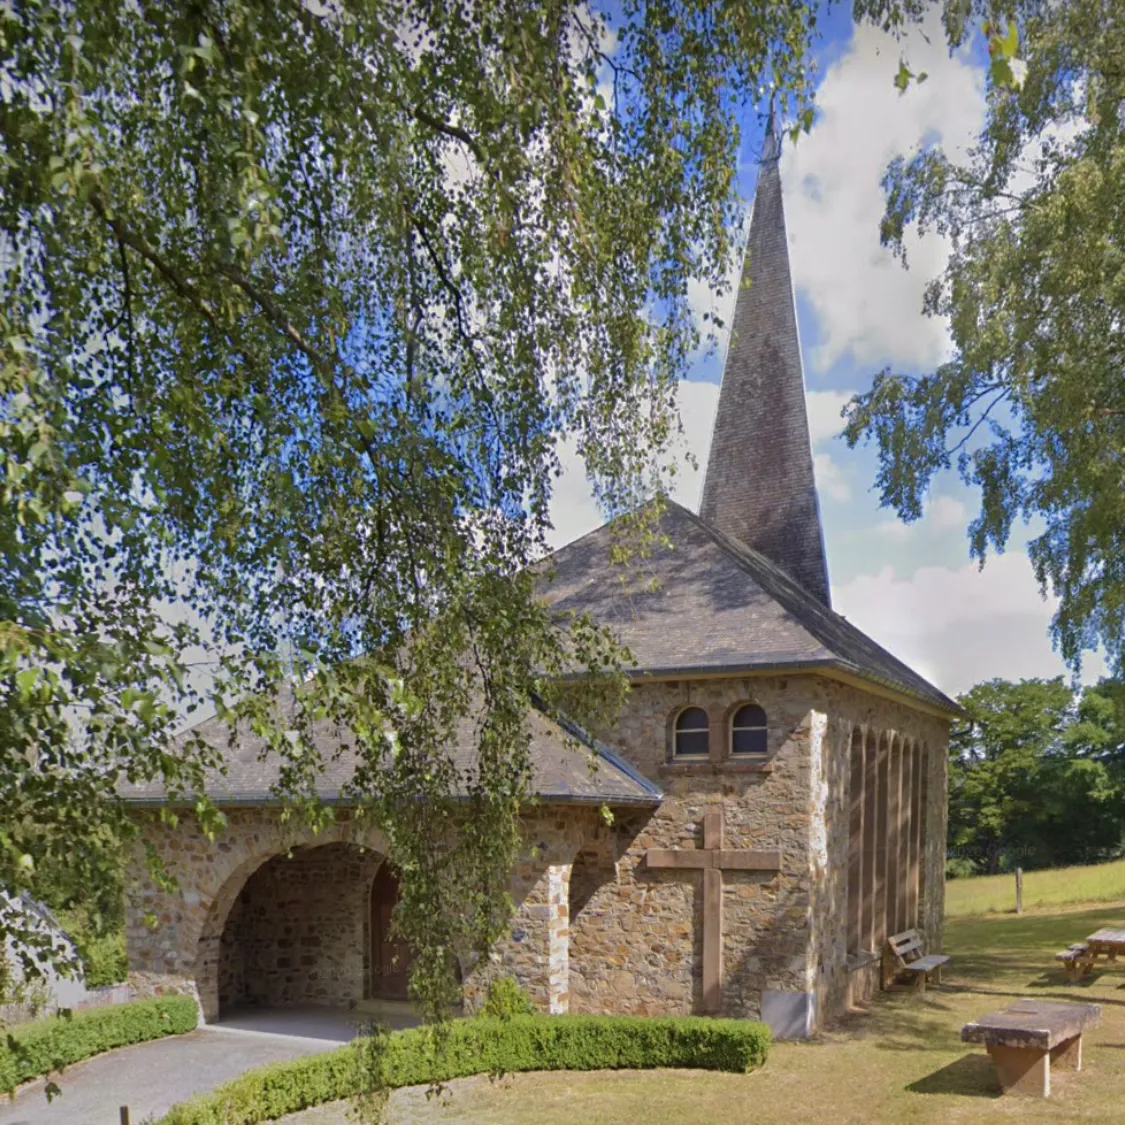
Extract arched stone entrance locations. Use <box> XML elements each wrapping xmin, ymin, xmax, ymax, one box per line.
<box><xmin>369</xmin><ymin>862</ymin><xmax>412</xmax><ymax>1000</ymax></box>
<box><xmin>203</xmin><ymin>841</ymin><xmax>384</xmax><ymax>1020</ymax></box>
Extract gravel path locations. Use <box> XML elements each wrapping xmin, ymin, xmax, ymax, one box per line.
<box><xmin>0</xmin><ymin>1025</ymin><xmax>340</xmax><ymax>1125</ymax></box>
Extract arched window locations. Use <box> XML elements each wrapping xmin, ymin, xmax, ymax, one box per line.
<box><xmin>673</xmin><ymin>707</ymin><xmax>710</xmax><ymax>758</ymax></box>
<box><xmin>731</xmin><ymin>704</ymin><xmax>768</xmax><ymax>756</ymax></box>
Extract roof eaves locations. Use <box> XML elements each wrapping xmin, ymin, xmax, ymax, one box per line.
<box><xmin>554</xmin><ymin>656</ymin><xmax>960</xmax><ymax>718</ymax></box>
<box><xmin>531</xmin><ymin>693</ymin><xmax>665</xmax><ymax>803</ymax></box>
<box><xmin>824</xmin><ymin>658</ymin><xmax>963</xmax><ymax>718</ymax></box>
<box><xmin>121</xmin><ymin>788</ymin><xmax>663</xmax><ymax>810</ymax></box>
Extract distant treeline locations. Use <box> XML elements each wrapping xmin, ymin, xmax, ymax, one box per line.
<box><xmin>948</xmin><ymin>677</ymin><xmax>1125</xmax><ymax>876</ymax></box>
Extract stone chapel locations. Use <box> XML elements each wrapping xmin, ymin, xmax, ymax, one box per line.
<box><xmin>123</xmin><ymin>120</ymin><xmax>957</xmax><ymax>1039</ymax></box>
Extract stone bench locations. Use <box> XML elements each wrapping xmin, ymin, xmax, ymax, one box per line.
<box><xmin>962</xmin><ymin>999</ymin><xmax>1101</xmax><ymax>1097</ymax></box>
<box><xmin>1055</xmin><ymin>943</ymin><xmax>1094</xmax><ymax>982</ymax></box>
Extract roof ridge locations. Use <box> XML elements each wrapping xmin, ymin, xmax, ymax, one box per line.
<box><xmin>669</xmin><ymin>502</ymin><xmax>958</xmax><ymax>713</ymax></box>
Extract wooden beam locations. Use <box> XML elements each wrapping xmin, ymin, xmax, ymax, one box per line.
<box><xmin>703</xmin><ymin>867</ymin><xmax>722</xmax><ymax>1013</ymax></box>
<box><xmin>646</xmin><ymin>850</ymin><xmax>710</xmax><ymax>870</ymax></box>
<box><xmin>716</xmin><ymin>850</ymin><xmax>782</xmax><ymax>871</ymax></box>
<box><xmin>703</xmin><ymin>809</ymin><xmax>723</xmax><ymax>851</ymax></box>
<box><xmin>902</xmin><ymin>738</ymin><xmax>915</xmax><ymax>930</ymax></box>
<box><xmin>862</xmin><ymin>731</ymin><xmax>878</xmax><ymax>952</ymax></box>
<box><xmin>914</xmin><ymin>745</ymin><xmax>927</xmax><ymax>926</ymax></box>
<box><xmin>644</xmin><ymin>806</ymin><xmax>780</xmax><ymax>1015</ymax></box>
<box><xmin>874</xmin><ymin>734</ymin><xmax>889</xmax><ymax>951</ymax></box>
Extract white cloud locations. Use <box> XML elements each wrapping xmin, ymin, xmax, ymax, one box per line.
<box><xmin>806</xmin><ymin>388</ymin><xmax>856</xmax><ymax>447</ymax></box>
<box><xmin>782</xmin><ymin>17</ymin><xmax>987</xmax><ymax>374</ymax></box>
<box><xmin>874</xmin><ymin>494</ymin><xmax>967</xmax><ymax>540</ymax></box>
<box><xmin>833</xmin><ymin>552</ymin><xmax>1108</xmax><ymax>695</ymax></box>
<box><xmin>815</xmin><ymin>453</ymin><xmax>852</xmax><ymax>502</ymax></box>
<box><xmin>547</xmin><ymin>380</ymin><xmax>861</xmax><ymax>549</ymax></box>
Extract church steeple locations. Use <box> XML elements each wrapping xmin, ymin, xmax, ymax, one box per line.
<box><xmin>699</xmin><ymin>113</ymin><xmax>831</xmax><ymax>606</ymax></box>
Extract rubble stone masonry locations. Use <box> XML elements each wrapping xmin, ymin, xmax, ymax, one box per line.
<box><xmin>126</xmin><ymin>672</ymin><xmax>947</xmax><ymax>1033</ymax></box>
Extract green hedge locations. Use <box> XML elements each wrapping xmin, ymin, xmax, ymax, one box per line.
<box><xmin>162</xmin><ymin>1014</ymin><xmax>770</xmax><ymax>1125</ymax></box>
<box><xmin>1</xmin><ymin>996</ymin><xmax>197</xmax><ymax>1092</ymax></box>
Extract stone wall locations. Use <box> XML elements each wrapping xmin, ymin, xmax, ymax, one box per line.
<box><xmin>574</xmin><ymin>675</ymin><xmax>821</xmax><ymax>1023</ymax></box>
<box><xmin>571</xmin><ymin>672</ymin><xmax>948</xmax><ymax>1032</ymax></box>
<box><xmin>462</xmin><ymin>809</ymin><xmax>598</xmax><ymax>1014</ymax></box>
<box><xmin>127</xmin><ymin>805</ymin><xmax>599</xmax><ymax>1021</ymax></box>
<box><xmin>803</xmin><ymin>678</ymin><xmax>949</xmax><ymax>1023</ymax></box>
<box><xmin>125</xmin><ymin>671</ymin><xmax>948</xmax><ymax>1033</ymax></box>
<box><xmin>125</xmin><ymin>809</ymin><xmax>390</xmax><ymax>1020</ymax></box>
<box><xmin>219</xmin><ymin>843</ymin><xmax>383</xmax><ymax>1009</ymax></box>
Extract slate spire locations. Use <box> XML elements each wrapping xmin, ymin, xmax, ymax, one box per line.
<box><xmin>699</xmin><ymin>113</ymin><xmax>831</xmax><ymax>606</ymax></box>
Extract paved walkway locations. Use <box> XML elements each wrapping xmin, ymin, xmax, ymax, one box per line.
<box><xmin>0</xmin><ymin>1006</ymin><xmax>412</xmax><ymax>1125</ymax></box>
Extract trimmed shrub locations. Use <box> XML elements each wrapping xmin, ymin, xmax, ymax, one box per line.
<box><xmin>161</xmin><ymin>1014</ymin><xmax>770</xmax><ymax>1125</ymax></box>
<box><xmin>479</xmin><ymin>977</ymin><xmax>534</xmax><ymax>1020</ymax></box>
<box><xmin>1</xmin><ymin>995</ymin><xmax>197</xmax><ymax>1092</ymax></box>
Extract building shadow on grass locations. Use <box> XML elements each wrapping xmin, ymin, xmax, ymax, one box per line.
<box><xmin>942</xmin><ymin>979</ymin><xmax>1125</xmax><ymax>1007</ymax></box>
<box><xmin>906</xmin><ymin>1053</ymin><xmax>999</xmax><ymax>1098</ymax></box>
<box><xmin>828</xmin><ymin>990</ymin><xmax>966</xmax><ymax>1055</ymax></box>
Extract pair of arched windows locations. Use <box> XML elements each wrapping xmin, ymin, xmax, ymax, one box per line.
<box><xmin>673</xmin><ymin>704</ymin><xmax>768</xmax><ymax>759</ymax></box>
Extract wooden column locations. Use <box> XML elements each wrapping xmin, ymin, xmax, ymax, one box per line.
<box><xmin>847</xmin><ymin>727</ymin><xmax>865</xmax><ymax>952</ymax></box>
<box><xmin>886</xmin><ymin>735</ymin><xmax>902</xmax><ymax>936</ymax></box>
<box><xmin>901</xmin><ymin>739</ymin><xmax>915</xmax><ymax>931</ymax></box>
<box><xmin>874</xmin><ymin>734</ymin><xmax>890</xmax><ymax>950</ymax></box>
<box><xmin>861</xmin><ymin>730</ymin><xmax>878</xmax><ymax>952</ymax></box>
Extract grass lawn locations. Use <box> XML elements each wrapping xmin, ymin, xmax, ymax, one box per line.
<box><xmin>946</xmin><ymin>860</ymin><xmax>1125</xmax><ymax>918</ymax></box>
<box><xmin>282</xmin><ymin>902</ymin><xmax>1125</xmax><ymax>1125</ymax></box>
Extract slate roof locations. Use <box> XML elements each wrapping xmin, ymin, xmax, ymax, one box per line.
<box><xmin>120</xmin><ymin>692</ymin><xmax>663</xmax><ymax>808</ymax></box>
<box><xmin>699</xmin><ymin>114</ymin><xmax>831</xmax><ymax>606</ymax></box>
<box><xmin>540</xmin><ymin>499</ymin><xmax>959</xmax><ymax>714</ymax></box>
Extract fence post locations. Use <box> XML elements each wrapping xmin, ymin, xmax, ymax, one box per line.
<box><xmin>120</xmin><ymin>1107</ymin><xmax>131</xmax><ymax>1125</ymax></box>
<box><xmin>1015</xmin><ymin>867</ymin><xmax>1023</xmax><ymax>915</ymax></box>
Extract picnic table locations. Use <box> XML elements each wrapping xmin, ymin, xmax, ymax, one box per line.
<box><xmin>1085</xmin><ymin>927</ymin><xmax>1125</xmax><ymax>960</ymax></box>
<box><xmin>962</xmin><ymin>999</ymin><xmax>1101</xmax><ymax>1097</ymax></box>
<box><xmin>1055</xmin><ymin>927</ymin><xmax>1125</xmax><ymax>981</ymax></box>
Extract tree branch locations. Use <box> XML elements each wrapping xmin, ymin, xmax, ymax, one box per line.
<box><xmin>946</xmin><ymin>387</ymin><xmax>1012</xmax><ymax>457</ymax></box>
<box><xmin>409</xmin><ymin>105</ymin><xmax>485</xmax><ymax>163</ymax></box>
<box><xmin>112</xmin><ymin>225</ymin><xmax>137</xmax><ymax>399</ymax></box>
<box><xmin>213</xmin><ymin>261</ymin><xmax>334</xmax><ymax>374</ymax></box>
<box><xmin>91</xmin><ymin>195</ymin><xmax>220</xmax><ymax>328</ymax></box>
<box><xmin>410</xmin><ymin>214</ymin><xmax>477</xmax><ymax>347</ymax></box>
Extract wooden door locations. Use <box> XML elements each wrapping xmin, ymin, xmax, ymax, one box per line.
<box><xmin>370</xmin><ymin>863</ymin><xmax>412</xmax><ymax>1000</ymax></box>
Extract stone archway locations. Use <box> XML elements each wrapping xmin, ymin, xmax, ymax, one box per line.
<box><xmin>209</xmin><ymin>842</ymin><xmax>385</xmax><ymax>1019</ymax></box>
<box><xmin>126</xmin><ymin>812</ymin><xmax>397</xmax><ymax>1022</ymax></box>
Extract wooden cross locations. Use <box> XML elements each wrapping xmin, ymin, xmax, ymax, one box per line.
<box><xmin>645</xmin><ymin>807</ymin><xmax>781</xmax><ymax>1012</ymax></box>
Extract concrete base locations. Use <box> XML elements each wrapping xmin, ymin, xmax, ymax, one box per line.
<box><xmin>761</xmin><ymin>989</ymin><xmax>817</xmax><ymax>1039</ymax></box>
<box><xmin>211</xmin><ymin>1001</ymin><xmax>421</xmax><ymax>1043</ymax></box>
<box><xmin>987</xmin><ymin>1044</ymin><xmax>1052</xmax><ymax>1097</ymax></box>
<box><xmin>1051</xmin><ymin>1033</ymin><xmax>1082</xmax><ymax>1071</ymax></box>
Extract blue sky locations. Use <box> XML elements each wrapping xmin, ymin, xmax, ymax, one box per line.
<box><xmin>548</xmin><ymin>10</ymin><xmax>1107</xmax><ymax>697</ymax></box>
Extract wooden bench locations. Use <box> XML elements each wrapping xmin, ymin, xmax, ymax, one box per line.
<box><xmin>962</xmin><ymin>999</ymin><xmax>1101</xmax><ymax>1097</ymax></box>
<box><xmin>1055</xmin><ymin>943</ymin><xmax>1094</xmax><ymax>982</ymax></box>
<box><xmin>881</xmin><ymin>928</ymin><xmax>950</xmax><ymax>992</ymax></box>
